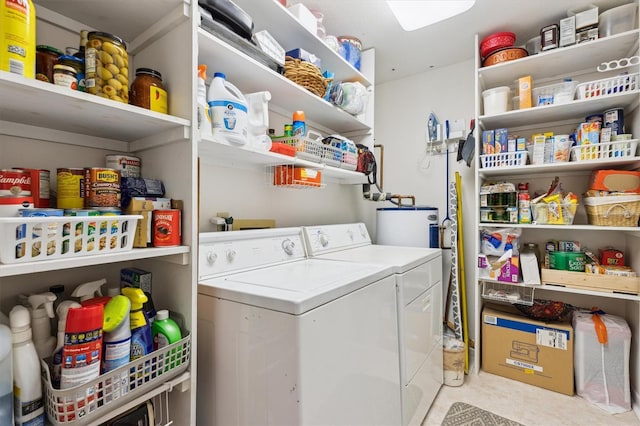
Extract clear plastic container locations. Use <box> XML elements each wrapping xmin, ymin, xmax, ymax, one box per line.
<box><xmin>599</xmin><ymin>3</ymin><xmax>639</xmax><ymax>37</ymax></box>
<box><xmin>532</xmin><ymin>80</ymin><xmax>578</xmax><ymax>106</ymax></box>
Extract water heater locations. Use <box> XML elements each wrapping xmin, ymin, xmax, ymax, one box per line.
<box><xmin>376</xmin><ymin>206</ymin><xmax>439</xmax><ymax>248</ymax></box>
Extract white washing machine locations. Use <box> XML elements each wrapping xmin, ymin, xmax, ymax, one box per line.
<box><xmin>303</xmin><ymin>223</ymin><xmax>443</xmax><ymax>426</ymax></box>
<box><xmin>197</xmin><ymin>227</ymin><xmax>402</xmax><ymax>425</ymax></box>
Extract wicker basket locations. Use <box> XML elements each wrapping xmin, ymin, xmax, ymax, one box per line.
<box><xmin>584</xmin><ymin>195</ymin><xmax>640</xmax><ymax>227</ymax></box>
<box><xmin>284</xmin><ymin>56</ymin><xmax>330</xmax><ymax>97</ymax></box>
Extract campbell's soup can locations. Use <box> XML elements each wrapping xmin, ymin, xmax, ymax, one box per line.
<box><xmin>105</xmin><ymin>154</ymin><xmax>141</xmax><ymax>178</ymax></box>
<box><xmin>13</xmin><ymin>168</ymin><xmax>50</xmax><ymax>207</ymax></box>
<box><xmin>0</xmin><ymin>195</ymin><xmax>33</xmax><ymax>217</ymax></box>
<box><xmin>84</xmin><ymin>167</ymin><xmax>121</xmax><ymax>208</ymax></box>
<box><xmin>152</xmin><ymin>209</ymin><xmax>181</xmax><ymax>247</ymax></box>
<box><xmin>0</xmin><ymin>169</ymin><xmax>31</xmax><ymax>196</ymax></box>
<box><xmin>57</xmin><ymin>168</ymin><xmax>85</xmax><ymax>209</ymax></box>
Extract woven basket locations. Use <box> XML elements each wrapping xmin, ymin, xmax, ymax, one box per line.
<box><xmin>284</xmin><ymin>56</ymin><xmax>330</xmax><ymax>97</ymax></box>
<box><xmin>584</xmin><ymin>195</ymin><xmax>640</xmax><ymax>227</ymax></box>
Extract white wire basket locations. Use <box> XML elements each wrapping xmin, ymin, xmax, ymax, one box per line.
<box><xmin>270</xmin><ymin>164</ymin><xmax>325</xmax><ymax>189</ymax></box>
<box><xmin>480</xmin><ymin>151</ymin><xmax>528</xmax><ymax>169</ymax></box>
<box><xmin>0</xmin><ymin>215</ymin><xmax>141</xmax><ymax>264</ymax></box>
<box><xmin>575</xmin><ymin>73</ymin><xmax>639</xmax><ymax>99</ymax></box>
<box><xmin>270</xmin><ymin>132</ymin><xmax>324</xmax><ymax>163</ymax></box>
<box><xmin>570</xmin><ymin>139</ymin><xmax>639</xmax><ymax>161</ymax></box>
<box><xmin>41</xmin><ymin>332</ymin><xmax>190</xmax><ymax>425</ymax></box>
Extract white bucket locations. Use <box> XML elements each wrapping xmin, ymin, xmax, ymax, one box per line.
<box><xmin>208</xmin><ymin>72</ymin><xmax>248</xmax><ymax>145</ymax></box>
<box><xmin>482</xmin><ymin>86</ymin><xmax>511</xmax><ymax>115</ymax></box>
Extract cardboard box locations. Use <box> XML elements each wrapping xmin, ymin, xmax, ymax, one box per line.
<box><xmin>273</xmin><ymin>166</ymin><xmax>322</xmax><ymax>187</ymax></box>
<box><xmin>589</xmin><ymin>170</ymin><xmax>640</xmax><ymax>193</ymax></box>
<box><xmin>482</xmin><ymin>304</ymin><xmax>574</xmax><ymax>395</ymax></box>
<box><xmin>494</xmin><ymin>128</ymin><xmax>508</xmax><ymax>154</ymax></box>
<box><xmin>482</xmin><ymin>130</ymin><xmax>495</xmax><ymax>155</ymax></box>
<box><xmin>600</xmin><ymin>248</ymin><xmax>624</xmax><ymax>266</ymax></box>
<box><xmin>126</xmin><ymin>197</ymin><xmax>172</xmax><ymax>212</ymax></box>
<box><xmin>120</xmin><ymin>267</ymin><xmax>152</xmax><ymax>293</ymax></box>
<box><xmin>559</xmin><ymin>16</ymin><xmax>576</xmax><ymax>47</ymax></box>
<box><xmin>518</xmin><ymin>76</ymin><xmax>532</xmax><ymax>109</ymax></box>
<box><xmin>478</xmin><ymin>253</ymin><xmax>520</xmax><ymax>283</ymax></box>
<box><xmin>130</xmin><ymin>210</ymin><xmax>152</xmax><ymax>247</ymax></box>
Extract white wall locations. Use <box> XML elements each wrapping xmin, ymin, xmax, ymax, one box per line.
<box><xmin>374</xmin><ymin>59</ymin><xmax>478</xmax><ymax>346</ymax></box>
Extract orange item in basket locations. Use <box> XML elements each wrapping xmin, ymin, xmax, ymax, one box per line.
<box><xmin>270</xmin><ymin>142</ymin><xmax>296</xmax><ymax>157</ymax></box>
<box><xmin>589</xmin><ymin>170</ymin><xmax>640</xmax><ymax>193</ymax></box>
<box><xmin>273</xmin><ymin>166</ymin><xmax>322</xmax><ymax>187</ymax></box>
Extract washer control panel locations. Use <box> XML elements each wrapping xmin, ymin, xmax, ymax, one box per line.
<box><xmin>199</xmin><ymin>228</ymin><xmax>306</xmax><ymax>279</ymax></box>
<box><xmin>304</xmin><ymin>223</ymin><xmax>370</xmax><ymax>256</ymax></box>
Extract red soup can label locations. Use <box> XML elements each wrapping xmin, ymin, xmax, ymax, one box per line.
<box><xmin>0</xmin><ymin>169</ymin><xmax>31</xmax><ymax>196</ymax></box>
<box><xmin>13</xmin><ymin>168</ymin><xmax>50</xmax><ymax>207</ymax></box>
<box><xmin>152</xmin><ymin>209</ymin><xmax>181</xmax><ymax>247</ymax></box>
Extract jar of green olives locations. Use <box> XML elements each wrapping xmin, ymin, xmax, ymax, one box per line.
<box><xmin>85</xmin><ymin>31</ymin><xmax>129</xmax><ymax>103</ymax></box>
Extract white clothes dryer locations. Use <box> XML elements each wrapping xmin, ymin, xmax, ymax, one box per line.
<box><xmin>303</xmin><ymin>223</ymin><xmax>443</xmax><ymax>426</ymax></box>
<box><xmin>197</xmin><ymin>227</ymin><xmax>402</xmax><ymax>425</ymax></box>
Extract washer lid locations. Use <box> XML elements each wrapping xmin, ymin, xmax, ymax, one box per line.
<box><xmin>198</xmin><ymin>258</ymin><xmax>392</xmax><ymax>315</ymax></box>
<box><xmin>313</xmin><ymin>245</ymin><xmax>441</xmax><ymax>273</ymax></box>
<box><xmin>376</xmin><ymin>206</ymin><xmax>437</xmax><ymax>211</ymax></box>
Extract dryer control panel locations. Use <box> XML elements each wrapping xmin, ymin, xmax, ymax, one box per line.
<box><xmin>199</xmin><ymin>227</ymin><xmax>306</xmax><ymax>279</ymax></box>
<box><xmin>304</xmin><ymin>223</ymin><xmax>371</xmax><ymax>256</ymax></box>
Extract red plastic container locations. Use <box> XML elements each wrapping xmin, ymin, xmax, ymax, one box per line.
<box><xmin>480</xmin><ymin>32</ymin><xmax>516</xmax><ymax>58</ymax></box>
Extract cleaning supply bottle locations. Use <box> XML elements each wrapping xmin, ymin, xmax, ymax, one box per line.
<box><xmin>51</xmin><ymin>300</ymin><xmax>81</xmax><ymax>389</ymax></box>
<box><xmin>71</xmin><ymin>278</ymin><xmax>107</xmax><ymax>303</ymax></box>
<box><xmin>152</xmin><ymin>310</ymin><xmax>182</xmax><ymax>350</ymax></box>
<box><xmin>122</xmin><ymin>288</ymin><xmax>153</xmax><ymax>361</ymax></box>
<box><xmin>292</xmin><ymin>110</ymin><xmax>306</xmax><ymax>138</ymax></box>
<box><xmin>197</xmin><ymin>64</ymin><xmax>213</xmax><ymax>139</ymax></box>
<box><xmin>143</xmin><ymin>291</ymin><xmax>157</xmax><ymax>325</ymax></box>
<box><xmin>0</xmin><ymin>322</ymin><xmax>13</xmax><ymax>424</ymax></box>
<box><xmin>208</xmin><ymin>72</ymin><xmax>248</xmax><ymax>145</ymax></box>
<box><xmin>59</xmin><ymin>304</ymin><xmax>104</xmax><ymax>390</ymax></box>
<box><xmin>9</xmin><ymin>305</ymin><xmax>45</xmax><ymax>426</ymax></box>
<box><xmin>27</xmin><ymin>292</ymin><xmax>57</xmax><ymax>359</ymax></box>
<box><xmin>102</xmin><ymin>295</ymin><xmax>131</xmax><ymax>373</ymax></box>
<box><xmin>0</xmin><ymin>0</ymin><xmax>36</xmax><ymax>78</ymax></box>
<box><xmin>245</xmin><ymin>91</ymin><xmax>272</xmax><ymax>151</ymax></box>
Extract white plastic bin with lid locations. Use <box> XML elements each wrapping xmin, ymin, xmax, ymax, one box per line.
<box><xmin>573</xmin><ymin>310</ymin><xmax>631</xmax><ymax>413</ymax></box>
<box><xmin>482</xmin><ymin>86</ymin><xmax>510</xmax><ymax>115</ymax></box>
<box><xmin>599</xmin><ymin>3</ymin><xmax>639</xmax><ymax>37</ymax></box>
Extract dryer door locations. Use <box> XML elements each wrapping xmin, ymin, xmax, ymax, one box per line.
<box><xmin>403</xmin><ymin>287</ymin><xmax>433</xmax><ymax>384</ymax></box>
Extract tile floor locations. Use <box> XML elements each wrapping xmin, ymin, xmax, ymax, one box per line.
<box><xmin>422</xmin><ymin>371</ymin><xmax>640</xmax><ymax>426</ymax></box>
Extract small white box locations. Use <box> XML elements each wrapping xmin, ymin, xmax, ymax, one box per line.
<box><xmin>287</xmin><ymin>3</ymin><xmax>317</xmax><ymax>35</ymax></box>
<box><xmin>560</xmin><ymin>16</ymin><xmax>576</xmax><ymax>47</ymax></box>
<box><xmin>573</xmin><ymin>7</ymin><xmax>599</xmax><ymax>29</ymax></box>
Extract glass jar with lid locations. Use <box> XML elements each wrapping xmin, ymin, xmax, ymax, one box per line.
<box><xmin>36</xmin><ymin>45</ymin><xmax>63</xmax><ymax>83</ymax></box>
<box><xmin>85</xmin><ymin>31</ymin><xmax>129</xmax><ymax>103</ymax></box>
<box><xmin>57</xmin><ymin>55</ymin><xmax>84</xmax><ymax>91</ymax></box>
<box><xmin>130</xmin><ymin>68</ymin><xmax>168</xmax><ymax>114</ymax></box>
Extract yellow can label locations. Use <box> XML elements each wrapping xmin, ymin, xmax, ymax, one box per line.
<box><xmin>0</xmin><ymin>0</ymin><xmax>35</xmax><ymax>78</ymax></box>
<box><xmin>150</xmin><ymin>86</ymin><xmax>168</xmax><ymax>114</ymax></box>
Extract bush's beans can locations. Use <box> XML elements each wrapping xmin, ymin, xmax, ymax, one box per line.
<box><xmin>84</xmin><ymin>167</ymin><xmax>120</xmax><ymax>208</ymax></box>
<box><xmin>57</xmin><ymin>168</ymin><xmax>84</xmax><ymax>209</ymax></box>
<box><xmin>13</xmin><ymin>168</ymin><xmax>50</xmax><ymax>207</ymax></box>
<box><xmin>152</xmin><ymin>209</ymin><xmax>181</xmax><ymax>247</ymax></box>
<box><xmin>105</xmin><ymin>154</ymin><xmax>141</xmax><ymax>178</ymax></box>
<box><xmin>0</xmin><ymin>169</ymin><xmax>31</xmax><ymax>196</ymax></box>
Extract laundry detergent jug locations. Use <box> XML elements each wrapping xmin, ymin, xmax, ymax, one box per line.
<box><xmin>208</xmin><ymin>72</ymin><xmax>248</xmax><ymax>145</ymax></box>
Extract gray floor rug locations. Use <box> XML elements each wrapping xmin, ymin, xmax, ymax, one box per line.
<box><xmin>441</xmin><ymin>402</ymin><xmax>524</xmax><ymax>426</ymax></box>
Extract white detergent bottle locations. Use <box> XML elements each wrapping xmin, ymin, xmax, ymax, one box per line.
<box><xmin>0</xmin><ymin>323</ymin><xmax>13</xmax><ymax>425</ymax></box>
<box><xmin>27</xmin><ymin>292</ymin><xmax>57</xmax><ymax>359</ymax></box>
<box><xmin>208</xmin><ymin>72</ymin><xmax>248</xmax><ymax>145</ymax></box>
<box><xmin>197</xmin><ymin>64</ymin><xmax>213</xmax><ymax>139</ymax></box>
<box><xmin>245</xmin><ymin>91</ymin><xmax>273</xmax><ymax>152</ymax></box>
<box><xmin>9</xmin><ymin>305</ymin><xmax>45</xmax><ymax>426</ymax></box>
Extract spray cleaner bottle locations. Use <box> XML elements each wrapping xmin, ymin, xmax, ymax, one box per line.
<box><xmin>71</xmin><ymin>278</ymin><xmax>107</xmax><ymax>304</ymax></box>
<box><xmin>27</xmin><ymin>292</ymin><xmax>57</xmax><ymax>359</ymax></box>
<box><xmin>208</xmin><ymin>72</ymin><xmax>248</xmax><ymax>145</ymax></box>
<box><xmin>101</xmin><ymin>295</ymin><xmax>131</xmax><ymax>373</ymax></box>
<box><xmin>51</xmin><ymin>300</ymin><xmax>81</xmax><ymax>389</ymax></box>
<box><xmin>197</xmin><ymin>64</ymin><xmax>213</xmax><ymax>139</ymax></box>
<box><xmin>9</xmin><ymin>305</ymin><xmax>45</xmax><ymax>426</ymax></box>
<box><xmin>121</xmin><ymin>288</ymin><xmax>152</xmax><ymax>361</ymax></box>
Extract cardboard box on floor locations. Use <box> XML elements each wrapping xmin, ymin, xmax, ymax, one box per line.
<box><xmin>482</xmin><ymin>303</ymin><xmax>574</xmax><ymax>396</ymax></box>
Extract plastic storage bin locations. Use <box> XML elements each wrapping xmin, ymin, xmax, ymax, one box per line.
<box><xmin>570</xmin><ymin>140</ymin><xmax>639</xmax><ymax>161</ymax></box>
<box><xmin>480</xmin><ymin>151</ymin><xmax>527</xmax><ymax>169</ymax></box>
<box><xmin>482</xmin><ymin>86</ymin><xmax>511</xmax><ymax>115</ymax></box>
<box><xmin>576</xmin><ymin>73</ymin><xmax>639</xmax><ymax>100</ymax></box>
<box><xmin>532</xmin><ymin>202</ymin><xmax>578</xmax><ymax>225</ymax></box>
<box><xmin>532</xmin><ymin>80</ymin><xmax>578</xmax><ymax>106</ymax></box>
<box><xmin>573</xmin><ymin>311</ymin><xmax>631</xmax><ymax>413</ymax></box>
<box><xmin>0</xmin><ymin>215</ymin><xmax>141</xmax><ymax>264</ymax></box>
<box><xmin>270</xmin><ymin>132</ymin><xmax>324</xmax><ymax>162</ymax></box>
<box><xmin>598</xmin><ymin>3</ymin><xmax>639</xmax><ymax>37</ymax></box>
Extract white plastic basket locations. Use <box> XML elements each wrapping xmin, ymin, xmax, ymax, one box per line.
<box><xmin>254</xmin><ymin>30</ymin><xmax>285</xmax><ymax>66</ymax></box>
<box><xmin>570</xmin><ymin>139</ymin><xmax>639</xmax><ymax>161</ymax></box>
<box><xmin>576</xmin><ymin>73</ymin><xmax>639</xmax><ymax>99</ymax></box>
<box><xmin>532</xmin><ymin>80</ymin><xmax>578</xmax><ymax>106</ymax></box>
<box><xmin>0</xmin><ymin>215</ymin><xmax>141</xmax><ymax>264</ymax></box>
<box><xmin>322</xmin><ymin>144</ymin><xmax>342</xmax><ymax>167</ymax></box>
<box><xmin>270</xmin><ymin>132</ymin><xmax>324</xmax><ymax>163</ymax></box>
<box><xmin>480</xmin><ymin>151</ymin><xmax>528</xmax><ymax>169</ymax></box>
<box><xmin>42</xmin><ymin>332</ymin><xmax>190</xmax><ymax>425</ymax></box>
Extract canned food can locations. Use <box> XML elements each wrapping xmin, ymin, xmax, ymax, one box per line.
<box><xmin>604</xmin><ymin>108</ymin><xmax>625</xmax><ymax>136</ymax></box>
<box><xmin>95</xmin><ymin>207</ymin><xmax>121</xmax><ymax>216</ymax></box>
<box><xmin>0</xmin><ymin>196</ymin><xmax>33</xmax><ymax>217</ymax></box>
<box><xmin>85</xmin><ymin>31</ymin><xmax>129</xmax><ymax>103</ymax></box>
<box><xmin>152</xmin><ymin>209</ymin><xmax>181</xmax><ymax>247</ymax></box>
<box><xmin>0</xmin><ymin>169</ymin><xmax>31</xmax><ymax>196</ymax></box>
<box><xmin>13</xmin><ymin>168</ymin><xmax>50</xmax><ymax>207</ymax></box>
<box><xmin>56</xmin><ymin>168</ymin><xmax>85</xmax><ymax>209</ymax></box>
<box><xmin>105</xmin><ymin>155</ymin><xmax>141</xmax><ymax>178</ymax></box>
<box><xmin>64</xmin><ymin>209</ymin><xmax>100</xmax><ymax>216</ymax></box>
<box><xmin>84</xmin><ymin>167</ymin><xmax>121</xmax><ymax>208</ymax></box>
